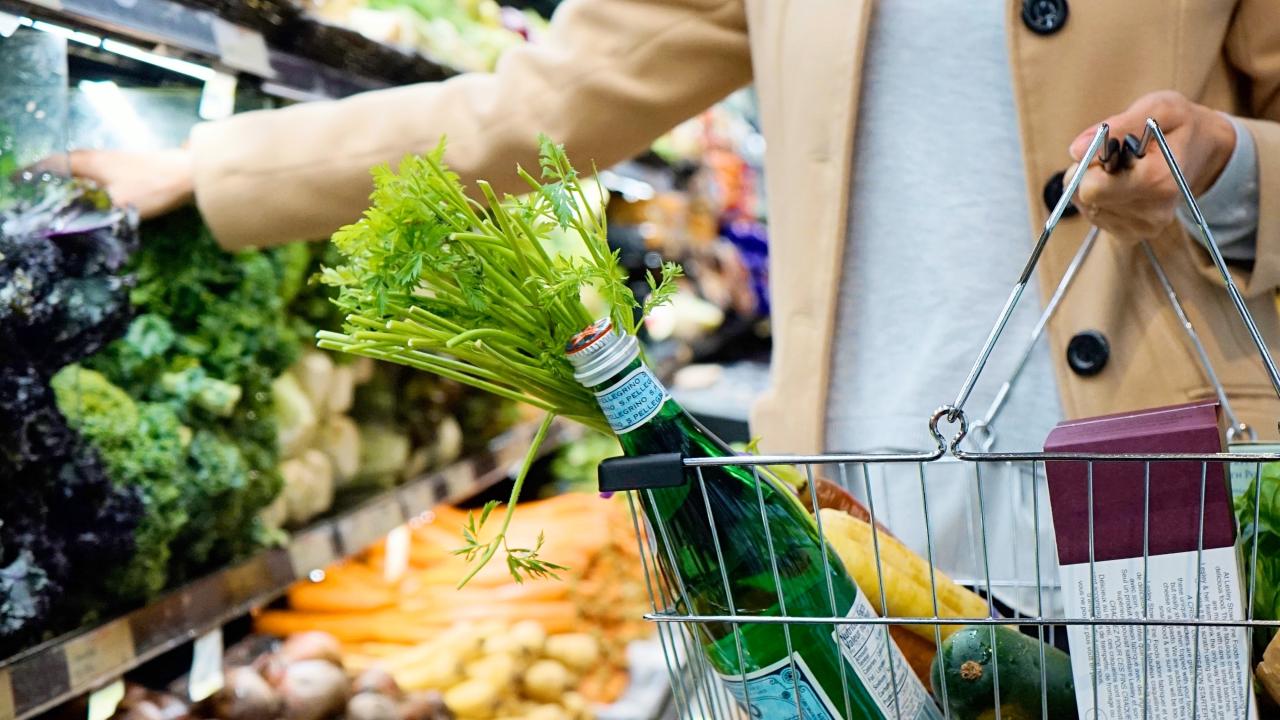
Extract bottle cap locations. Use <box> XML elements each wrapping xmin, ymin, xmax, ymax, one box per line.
<box><xmin>565</xmin><ymin>317</ymin><xmax>640</xmax><ymax>387</ymax></box>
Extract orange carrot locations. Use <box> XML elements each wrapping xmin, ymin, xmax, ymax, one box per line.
<box><xmin>254</xmin><ymin>610</ymin><xmax>441</xmax><ymax>643</ymax></box>
<box><xmin>287</xmin><ymin>581</ymin><xmax>397</xmax><ymax>612</ymax></box>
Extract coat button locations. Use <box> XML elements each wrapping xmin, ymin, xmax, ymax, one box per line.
<box><xmin>1067</xmin><ymin>330</ymin><xmax>1109</xmax><ymax>376</ymax></box>
<box><xmin>1043</xmin><ymin>170</ymin><xmax>1080</xmax><ymax>218</ymax></box>
<box><xmin>1022</xmin><ymin>0</ymin><xmax>1069</xmax><ymax>35</ymax></box>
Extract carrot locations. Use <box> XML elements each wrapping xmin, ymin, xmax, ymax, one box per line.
<box><xmin>889</xmin><ymin>625</ymin><xmax>936</xmax><ymax>685</ymax></box>
<box><xmin>316</xmin><ymin>562</ymin><xmax>391</xmax><ymax>588</ymax></box>
<box><xmin>398</xmin><ymin>581</ymin><xmax>570</xmax><ymax>611</ymax></box>
<box><xmin>287</xmin><ymin>580</ymin><xmax>397</xmax><ymax>612</ymax></box>
<box><xmin>344</xmin><ymin>642</ymin><xmax>418</xmax><ymax>658</ymax></box>
<box><xmin>254</xmin><ymin>610</ymin><xmax>441</xmax><ymax>643</ymax></box>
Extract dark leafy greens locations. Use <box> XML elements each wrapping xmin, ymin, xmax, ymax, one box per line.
<box><xmin>84</xmin><ymin>209</ymin><xmax>308</xmax><ymax>582</ymax></box>
<box><xmin>0</xmin><ymin>181</ymin><xmax>144</xmax><ymax>653</ymax></box>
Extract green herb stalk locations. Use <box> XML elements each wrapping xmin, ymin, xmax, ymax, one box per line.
<box><xmin>319</xmin><ymin>135</ymin><xmax>681</xmax><ymax>584</ymax></box>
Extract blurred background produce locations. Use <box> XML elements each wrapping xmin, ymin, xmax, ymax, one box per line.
<box><xmin>0</xmin><ymin>7</ymin><xmax>771</xmax><ymax>719</ymax></box>
<box><xmin>252</xmin><ymin>495</ymin><xmax>652</xmax><ymax>718</ymax></box>
<box><xmin>301</xmin><ymin>0</ymin><xmax>548</xmax><ymax>72</ymax></box>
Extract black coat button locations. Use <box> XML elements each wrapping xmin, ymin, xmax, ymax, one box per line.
<box><xmin>1067</xmin><ymin>330</ymin><xmax>1109</xmax><ymax>376</ymax></box>
<box><xmin>1023</xmin><ymin>0</ymin><xmax>1069</xmax><ymax>35</ymax></box>
<box><xmin>1043</xmin><ymin>170</ymin><xmax>1080</xmax><ymax>218</ymax></box>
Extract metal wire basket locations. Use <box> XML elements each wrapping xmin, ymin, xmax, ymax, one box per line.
<box><xmin>602</xmin><ymin>120</ymin><xmax>1280</xmax><ymax>720</ymax></box>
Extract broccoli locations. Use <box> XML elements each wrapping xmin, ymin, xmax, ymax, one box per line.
<box><xmin>52</xmin><ymin>367</ymin><xmax>188</xmax><ymax>604</ymax></box>
<box><xmin>171</xmin><ymin>430</ymin><xmax>253</xmax><ymax>576</ymax></box>
<box><xmin>85</xmin><ymin>209</ymin><xmax>301</xmax><ymax>581</ymax></box>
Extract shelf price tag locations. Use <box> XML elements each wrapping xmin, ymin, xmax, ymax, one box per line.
<box><xmin>383</xmin><ymin>525</ymin><xmax>411</xmax><ymax>582</ymax></box>
<box><xmin>86</xmin><ymin>680</ymin><xmax>124</xmax><ymax>720</ymax></box>
<box><xmin>211</xmin><ymin>18</ymin><xmax>273</xmax><ymax>78</ymax></box>
<box><xmin>188</xmin><ymin>629</ymin><xmax>224</xmax><ymax>702</ymax></box>
<box><xmin>64</xmin><ymin>620</ymin><xmax>135</xmax><ymax>689</ymax></box>
<box><xmin>337</xmin><ymin>498</ymin><xmax>404</xmax><ymax>555</ymax></box>
<box><xmin>288</xmin><ymin>526</ymin><xmax>337</xmax><ymax>578</ymax></box>
<box><xmin>0</xmin><ymin>668</ymin><xmax>14</xmax><ymax>720</ymax></box>
<box><xmin>199</xmin><ymin>72</ymin><xmax>237</xmax><ymax>121</ymax></box>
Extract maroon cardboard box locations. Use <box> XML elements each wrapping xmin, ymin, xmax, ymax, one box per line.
<box><xmin>1043</xmin><ymin>400</ymin><xmax>1235</xmax><ymax>566</ymax></box>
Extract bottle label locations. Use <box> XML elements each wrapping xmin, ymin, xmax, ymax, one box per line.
<box><xmin>595</xmin><ymin>366</ymin><xmax>669</xmax><ymax>434</ymax></box>
<box><xmin>717</xmin><ymin>653</ymin><xmax>843</xmax><ymax>719</ymax></box>
<box><xmin>832</xmin><ymin>592</ymin><xmax>943</xmax><ymax>719</ymax></box>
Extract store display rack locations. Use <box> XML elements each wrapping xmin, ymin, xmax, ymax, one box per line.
<box><xmin>3</xmin><ymin>0</ymin><xmax>461</xmax><ymax>101</ymax></box>
<box><xmin>0</xmin><ymin>417</ymin><xmax>583</xmax><ymax>720</ymax></box>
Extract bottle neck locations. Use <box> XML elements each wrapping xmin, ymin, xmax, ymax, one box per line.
<box><xmin>587</xmin><ymin>355</ymin><xmax>677</xmax><ymax>437</ymax></box>
<box><xmin>565</xmin><ymin>319</ymin><xmax>730</xmax><ymax>457</ymax></box>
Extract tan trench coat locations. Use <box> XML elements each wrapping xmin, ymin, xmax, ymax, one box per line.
<box><xmin>191</xmin><ymin>0</ymin><xmax>1280</xmax><ymax>452</ymax></box>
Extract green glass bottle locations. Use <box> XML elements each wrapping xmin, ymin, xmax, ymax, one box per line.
<box><xmin>566</xmin><ymin>319</ymin><xmax>941</xmax><ymax>720</ymax></box>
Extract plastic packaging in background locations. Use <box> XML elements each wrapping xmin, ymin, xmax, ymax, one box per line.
<box><xmin>0</xmin><ymin>26</ymin><xmax>69</xmax><ymax>205</ymax></box>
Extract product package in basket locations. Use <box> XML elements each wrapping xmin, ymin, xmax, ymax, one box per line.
<box><xmin>1044</xmin><ymin>400</ymin><xmax>1256</xmax><ymax>720</ymax></box>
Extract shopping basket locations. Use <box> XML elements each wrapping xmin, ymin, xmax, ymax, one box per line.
<box><xmin>601</xmin><ymin>119</ymin><xmax>1280</xmax><ymax>720</ymax></box>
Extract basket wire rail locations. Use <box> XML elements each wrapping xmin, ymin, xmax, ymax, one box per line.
<box><xmin>612</xmin><ymin>119</ymin><xmax>1280</xmax><ymax>720</ymax></box>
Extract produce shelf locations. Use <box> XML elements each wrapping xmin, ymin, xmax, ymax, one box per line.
<box><xmin>4</xmin><ymin>0</ymin><xmax>460</xmax><ymax>99</ymax></box>
<box><xmin>0</xmin><ymin>417</ymin><xmax>583</xmax><ymax>720</ymax></box>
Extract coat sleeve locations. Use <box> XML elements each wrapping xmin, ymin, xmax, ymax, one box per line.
<box><xmin>189</xmin><ymin>0</ymin><xmax>751</xmax><ymax>249</ymax></box>
<box><xmin>1221</xmin><ymin>0</ymin><xmax>1280</xmax><ymax>295</ymax></box>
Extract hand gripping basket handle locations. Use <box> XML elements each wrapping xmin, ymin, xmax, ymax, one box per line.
<box><xmin>969</xmin><ymin>128</ymin><xmax>1254</xmax><ymax>448</ymax></box>
<box><xmin>933</xmin><ymin>118</ymin><xmax>1280</xmax><ymax>453</ymax></box>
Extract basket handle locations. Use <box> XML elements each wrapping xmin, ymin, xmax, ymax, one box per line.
<box><xmin>934</xmin><ymin>118</ymin><xmax>1280</xmax><ymax>453</ymax></box>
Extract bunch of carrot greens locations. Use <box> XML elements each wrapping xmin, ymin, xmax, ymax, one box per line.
<box><xmin>318</xmin><ymin>136</ymin><xmax>680</xmax><ymax>586</ymax></box>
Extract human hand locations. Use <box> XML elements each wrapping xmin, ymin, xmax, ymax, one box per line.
<box><xmin>36</xmin><ymin>147</ymin><xmax>195</xmax><ymax>219</ymax></box>
<box><xmin>1067</xmin><ymin>90</ymin><xmax>1236</xmax><ymax>239</ymax></box>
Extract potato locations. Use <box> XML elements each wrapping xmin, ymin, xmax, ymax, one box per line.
<box><xmin>392</xmin><ymin>653</ymin><xmax>462</xmax><ymax>691</ymax></box>
<box><xmin>508</xmin><ymin>622</ymin><xmax>546</xmax><ymax>656</ymax></box>
<box><xmin>525</xmin><ymin>705</ymin><xmax>570</xmax><ymax>720</ymax></box>
<box><xmin>559</xmin><ymin>693</ymin><xmax>588</xmax><ymax>720</ymax></box>
<box><xmin>353</xmin><ymin>667</ymin><xmax>403</xmax><ymax>699</ymax></box>
<box><xmin>346</xmin><ymin>693</ymin><xmax>399</xmax><ymax>720</ymax></box>
<box><xmin>480</xmin><ymin>634</ymin><xmax>524</xmax><ymax>659</ymax></box>
<box><xmin>434</xmin><ymin>625</ymin><xmax>485</xmax><ymax>663</ymax></box>
<box><xmin>464</xmin><ymin>654</ymin><xmax>518</xmax><ymax>687</ymax></box>
<box><xmin>210</xmin><ymin>667</ymin><xmax>283</xmax><ymax>720</ymax></box>
<box><xmin>280</xmin><ymin>632</ymin><xmax>344</xmax><ymax>667</ymax></box>
<box><xmin>442</xmin><ymin>680</ymin><xmax>500</xmax><ymax>718</ymax></box>
<box><xmin>495</xmin><ymin>696</ymin><xmax>529</xmax><ymax>717</ymax></box>
<box><xmin>543</xmin><ymin>635</ymin><xmax>599</xmax><ymax>673</ymax></box>
<box><xmin>251</xmin><ymin>653</ymin><xmax>287</xmax><ymax>687</ymax></box>
<box><xmin>278</xmin><ymin>659</ymin><xmax>350</xmax><ymax>720</ymax></box>
<box><xmin>396</xmin><ymin>691</ymin><xmax>446</xmax><ymax>720</ymax></box>
<box><xmin>522</xmin><ymin>661</ymin><xmax>570</xmax><ymax>704</ymax></box>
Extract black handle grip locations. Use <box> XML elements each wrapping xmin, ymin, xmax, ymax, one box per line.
<box><xmin>598</xmin><ymin>453</ymin><xmax>686</xmax><ymax>492</ymax></box>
